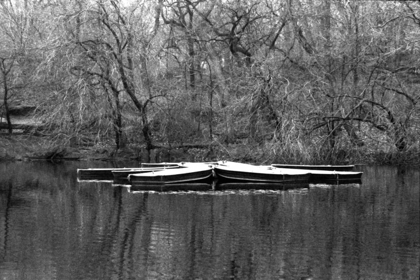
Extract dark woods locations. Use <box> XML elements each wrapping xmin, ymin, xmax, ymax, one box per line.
<box><xmin>0</xmin><ymin>0</ymin><xmax>419</xmax><ymax>164</ymax></box>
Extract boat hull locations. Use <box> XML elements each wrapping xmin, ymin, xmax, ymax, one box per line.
<box><xmin>277</xmin><ymin>168</ymin><xmax>363</xmax><ymax>184</ymax></box>
<box><xmin>128</xmin><ymin>167</ymin><xmax>214</xmax><ymax>185</ymax></box>
<box><xmin>271</xmin><ymin>164</ymin><xmax>355</xmax><ymax>171</ymax></box>
<box><xmin>216</xmin><ymin>182</ymin><xmax>310</xmax><ymax>191</ymax></box>
<box><xmin>77</xmin><ymin>168</ymin><xmax>135</xmax><ymax>181</ymax></box>
<box><xmin>78</xmin><ymin>166</ymin><xmax>182</xmax><ymax>182</ymax></box>
<box><xmin>130</xmin><ymin>183</ymin><xmax>212</xmax><ymax>192</ymax></box>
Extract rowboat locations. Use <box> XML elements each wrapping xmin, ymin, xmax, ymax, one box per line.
<box><xmin>77</xmin><ymin>165</ymin><xmax>184</xmax><ymax>182</ymax></box>
<box><xmin>277</xmin><ymin>168</ymin><xmax>363</xmax><ymax>184</ymax></box>
<box><xmin>271</xmin><ymin>164</ymin><xmax>355</xmax><ymax>171</ymax></box>
<box><xmin>112</xmin><ymin>166</ymin><xmax>181</xmax><ymax>184</ymax></box>
<box><xmin>113</xmin><ymin>169</ymin><xmax>155</xmax><ymax>184</ymax></box>
<box><xmin>77</xmin><ymin>167</ymin><xmax>137</xmax><ymax>181</ymax></box>
<box><xmin>214</xmin><ymin>162</ymin><xmax>311</xmax><ymax>184</ymax></box>
<box><xmin>128</xmin><ymin>165</ymin><xmax>214</xmax><ymax>186</ymax></box>
<box><xmin>77</xmin><ymin>163</ymin><xmax>212</xmax><ymax>182</ymax></box>
<box><xmin>214</xmin><ymin>161</ymin><xmax>362</xmax><ymax>185</ymax></box>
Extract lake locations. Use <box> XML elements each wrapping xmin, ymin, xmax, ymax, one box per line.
<box><xmin>0</xmin><ymin>161</ymin><xmax>419</xmax><ymax>280</ymax></box>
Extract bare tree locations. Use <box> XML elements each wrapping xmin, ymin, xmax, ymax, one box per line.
<box><xmin>61</xmin><ymin>0</ymin><xmax>163</xmax><ymax>155</ymax></box>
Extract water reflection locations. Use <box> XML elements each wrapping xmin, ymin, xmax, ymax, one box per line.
<box><xmin>0</xmin><ymin>162</ymin><xmax>419</xmax><ymax>279</ymax></box>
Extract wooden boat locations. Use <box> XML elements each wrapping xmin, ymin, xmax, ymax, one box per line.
<box><xmin>128</xmin><ymin>165</ymin><xmax>214</xmax><ymax>186</ymax></box>
<box><xmin>214</xmin><ymin>162</ymin><xmax>311</xmax><ymax>184</ymax></box>
<box><xmin>271</xmin><ymin>163</ymin><xmax>355</xmax><ymax>171</ymax></box>
<box><xmin>274</xmin><ymin>168</ymin><xmax>363</xmax><ymax>184</ymax></box>
<box><xmin>112</xmin><ymin>166</ymin><xmax>180</xmax><ymax>184</ymax></box>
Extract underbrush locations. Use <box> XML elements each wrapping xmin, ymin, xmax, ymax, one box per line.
<box><xmin>1</xmin><ymin>133</ymin><xmax>419</xmax><ymax>167</ymax></box>
<box><xmin>363</xmin><ymin>150</ymin><xmax>420</xmax><ymax>166</ymax></box>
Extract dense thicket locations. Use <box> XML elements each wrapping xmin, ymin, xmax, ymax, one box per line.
<box><xmin>1</xmin><ymin>0</ymin><xmax>419</xmax><ymax>164</ymax></box>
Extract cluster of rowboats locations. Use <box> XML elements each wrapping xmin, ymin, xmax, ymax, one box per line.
<box><xmin>77</xmin><ymin>161</ymin><xmax>363</xmax><ymax>191</ymax></box>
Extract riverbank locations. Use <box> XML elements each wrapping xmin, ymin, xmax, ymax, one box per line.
<box><xmin>1</xmin><ymin>134</ymin><xmax>419</xmax><ymax>166</ymax></box>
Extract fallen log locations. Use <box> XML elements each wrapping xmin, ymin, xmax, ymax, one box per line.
<box><xmin>0</xmin><ymin>122</ymin><xmax>43</xmax><ymax>132</ymax></box>
<box><xmin>8</xmin><ymin>105</ymin><xmax>37</xmax><ymax>116</ymax></box>
<box><xmin>152</xmin><ymin>142</ymin><xmax>218</xmax><ymax>150</ymax></box>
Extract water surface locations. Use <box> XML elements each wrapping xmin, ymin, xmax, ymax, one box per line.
<box><xmin>0</xmin><ymin>162</ymin><xmax>419</xmax><ymax>279</ymax></box>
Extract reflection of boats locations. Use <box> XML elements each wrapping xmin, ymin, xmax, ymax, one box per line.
<box><xmin>271</xmin><ymin>164</ymin><xmax>355</xmax><ymax>171</ymax></box>
<box><xmin>214</xmin><ymin>162</ymin><xmax>311</xmax><ymax>184</ymax></box>
<box><xmin>128</xmin><ymin>166</ymin><xmax>214</xmax><ymax>186</ymax></box>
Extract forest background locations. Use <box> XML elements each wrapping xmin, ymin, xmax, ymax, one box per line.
<box><xmin>0</xmin><ymin>0</ymin><xmax>419</xmax><ymax>165</ymax></box>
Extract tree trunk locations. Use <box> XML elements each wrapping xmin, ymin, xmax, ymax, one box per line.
<box><xmin>187</xmin><ymin>7</ymin><xmax>196</xmax><ymax>91</ymax></box>
<box><xmin>351</xmin><ymin>2</ymin><xmax>360</xmax><ymax>94</ymax></box>
<box><xmin>1</xmin><ymin>70</ymin><xmax>12</xmax><ymax>134</ymax></box>
<box><xmin>205</xmin><ymin>43</ymin><xmax>228</xmax><ymax>107</ymax></box>
<box><xmin>113</xmin><ymin>90</ymin><xmax>125</xmax><ymax>150</ymax></box>
<box><xmin>188</xmin><ymin>35</ymin><xmax>196</xmax><ymax>90</ymax></box>
<box><xmin>394</xmin><ymin>122</ymin><xmax>407</xmax><ymax>152</ymax></box>
<box><xmin>122</xmin><ymin>31</ymin><xmax>154</xmax><ymax>152</ymax></box>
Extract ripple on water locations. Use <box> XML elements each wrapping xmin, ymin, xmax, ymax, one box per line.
<box><xmin>1</xmin><ymin>163</ymin><xmax>419</xmax><ymax>280</ymax></box>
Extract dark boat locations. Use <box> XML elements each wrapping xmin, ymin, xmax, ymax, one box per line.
<box><xmin>128</xmin><ymin>166</ymin><xmax>214</xmax><ymax>186</ymax></box>
<box><xmin>112</xmin><ymin>166</ymin><xmax>181</xmax><ymax>184</ymax></box>
<box><xmin>275</xmin><ymin>168</ymin><xmax>363</xmax><ymax>184</ymax></box>
<box><xmin>77</xmin><ymin>168</ymin><xmax>137</xmax><ymax>181</ymax></box>
<box><xmin>214</xmin><ymin>162</ymin><xmax>311</xmax><ymax>184</ymax></box>
<box><xmin>78</xmin><ymin>165</ymin><xmax>183</xmax><ymax>182</ymax></box>
<box><xmin>77</xmin><ymin>163</ymin><xmax>212</xmax><ymax>183</ymax></box>
<box><xmin>216</xmin><ymin>182</ymin><xmax>310</xmax><ymax>191</ymax></box>
<box><xmin>271</xmin><ymin>164</ymin><xmax>355</xmax><ymax>171</ymax></box>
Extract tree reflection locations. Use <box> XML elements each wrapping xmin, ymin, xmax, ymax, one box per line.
<box><xmin>0</xmin><ymin>163</ymin><xmax>418</xmax><ymax>279</ymax></box>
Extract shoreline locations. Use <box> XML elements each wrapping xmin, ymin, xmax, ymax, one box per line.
<box><xmin>1</xmin><ymin>134</ymin><xmax>419</xmax><ymax>167</ymax></box>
